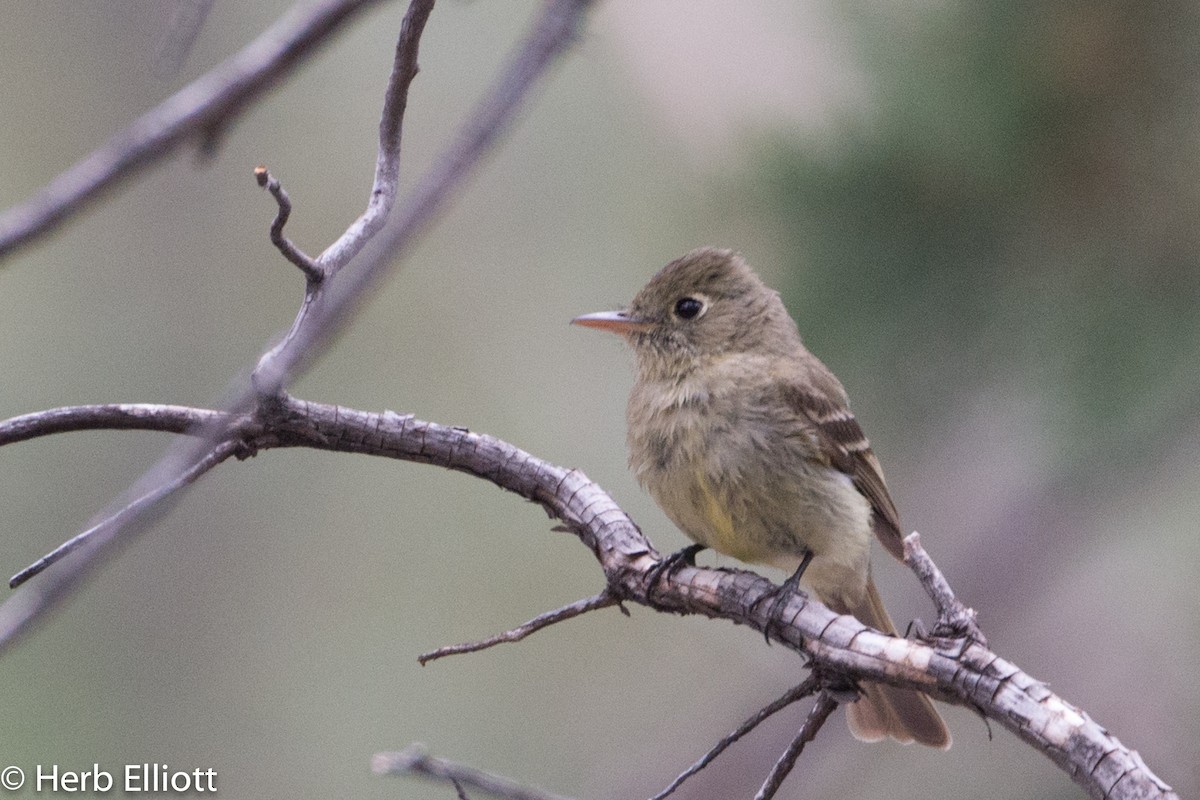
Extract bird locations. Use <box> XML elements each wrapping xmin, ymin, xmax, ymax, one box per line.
<box><xmin>572</xmin><ymin>246</ymin><xmax>950</xmax><ymax>748</ymax></box>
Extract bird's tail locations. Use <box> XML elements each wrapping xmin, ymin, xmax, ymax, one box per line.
<box><xmin>825</xmin><ymin>573</ymin><xmax>951</xmax><ymax>749</ymax></box>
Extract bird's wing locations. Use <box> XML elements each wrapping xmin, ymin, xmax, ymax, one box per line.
<box><xmin>781</xmin><ymin>382</ymin><xmax>905</xmax><ymax>561</ymax></box>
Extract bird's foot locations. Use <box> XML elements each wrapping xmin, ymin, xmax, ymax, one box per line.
<box><xmin>752</xmin><ymin>550</ymin><xmax>814</xmax><ymax>645</ymax></box>
<box><xmin>645</xmin><ymin>543</ymin><xmax>706</xmax><ymax>599</ymax></box>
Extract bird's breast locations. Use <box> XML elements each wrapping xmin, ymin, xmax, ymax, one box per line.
<box><xmin>626</xmin><ymin>371</ymin><xmax>786</xmax><ymax>561</ymax></box>
<box><xmin>626</xmin><ymin>368</ymin><xmax>874</xmax><ymax>580</ymax></box>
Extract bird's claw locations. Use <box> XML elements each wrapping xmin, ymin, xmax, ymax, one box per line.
<box><xmin>645</xmin><ymin>543</ymin><xmax>706</xmax><ymax>598</ymax></box>
<box><xmin>752</xmin><ymin>549</ymin><xmax>814</xmax><ymax>645</ymax></box>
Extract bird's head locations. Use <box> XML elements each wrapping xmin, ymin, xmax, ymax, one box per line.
<box><xmin>573</xmin><ymin>247</ymin><xmax>798</xmax><ymax>379</ymax></box>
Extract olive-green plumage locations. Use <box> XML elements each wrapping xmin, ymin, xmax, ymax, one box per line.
<box><xmin>573</xmin><ymin>247</ymin><xmax>950</xmax><ymax>749</ymax></box>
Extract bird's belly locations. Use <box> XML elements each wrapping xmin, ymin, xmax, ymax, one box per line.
<box><xmin>635</xmin><ymin>419</ymin><xmax>873</xmax><ymax>574</ymax></box>
<box><xmin>647</xmin><ymin>463</ymin><xmax>763</xmax><ymax>562</ymax></box>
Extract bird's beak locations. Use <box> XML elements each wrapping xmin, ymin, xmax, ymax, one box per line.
<box><xmin>570</xmin><ymin>310</ymin><xmax>652</xmax><ymax>335</ymax></box>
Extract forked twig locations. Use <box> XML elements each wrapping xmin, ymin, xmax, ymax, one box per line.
<box><xmin>753</xmin><ymin>691</ymin><xmax>840</xmax><ymax>800</ymax></box>
<box><xmin>904</xmin><ymin>532</ymin><xmax>986</xmax><ymax>645</ymax></box>
<box><xmin>0</xmin><ymin>0</ymin><xmax>596</xmax><ymax>650</ymax></box>
<box><xmin>251</xmin><ymin>0</ymin><xmax>597</xmax><ymax>397</ymax></box>
<box><xmin>650</xmin><ymin>675</ymin><xmax>821</xmax><ymax>800</ymax></box>
<box><xmin>252</xmin><ymin>0</ymin><xmax>437</xmax><ymax>394</ymax></box>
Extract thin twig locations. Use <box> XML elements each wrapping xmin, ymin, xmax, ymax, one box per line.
<box><xmin>373</xmin><ymin>744</ymin><xmax>576</xmax><ymax>800</ymax></box>
<box><xmin>418</xmin><ymin>591</ymin><xmax>618</xmax><ymax>665</ymax></box>
<box><xmin>252</xmin><ymin>0</ymin><xmax>598</xmax><ymax>396</ymax></box>
<box><xmin>903</xmin><ymin>532</ymin><xmax>986</xmax><ymax>645</ymax></box>
<box><xmin>753</xmin><ymin>692</ymin><xmax>840</xmax><ymax>800</ymax></box>
<box><xmin>316</xmin><ymin>0</ymin><xmax>435</xmax><ymax>276</ymax></box>
<box><xmin>650</xmin><ymin>675</ymin><xmax>821</xmax><ymax>800</ymax></box>
<box><xmin>253</xmin><ymin>0</ymin><xmax>437</xmax><ymax>394</ymax></box>
<box><xmin>8</xmin><ymin>436</ymin><xmax>244</xmax><ymax>590</ymax></box>
<box><xmin>0</xmin><ymin>0</ymin><xmax>387</xmax><ymax>261</ymax></box>
<box><xmin>254</xmin><ymin>166</ymin><xmax>322</xmax><ymax>280</ymax></box>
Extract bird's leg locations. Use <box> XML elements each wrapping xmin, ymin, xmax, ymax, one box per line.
<box><xmin>754</xmin><ymin>549</ymin><xmax>815</xmax><ymax>644</ymax></box>
<box><xmin>781</xmin><ymin>548</ymin><xmax>815</xmax><ymax>594</ymax></box>
<box><xmin>645</xmin><ymin>543</ymin><xmax>707</xmax><ymax>598</ymax></box>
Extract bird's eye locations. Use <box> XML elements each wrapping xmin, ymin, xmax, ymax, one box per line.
<box><xmin>674</xmin><ymin>296</ymin><xmax>705</xmax><ymax>320</ymax></box>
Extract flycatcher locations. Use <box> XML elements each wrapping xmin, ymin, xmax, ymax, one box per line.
<box><xmin>572</xmin><ymin>247</ymin><xmax>950</xmax><ymax>749</ymax></box>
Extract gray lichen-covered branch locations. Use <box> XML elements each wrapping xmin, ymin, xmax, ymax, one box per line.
<box><xmin>0</xmin><ymin>396</ymin><xmax>1177</xmax><ymax>800</ymax></box>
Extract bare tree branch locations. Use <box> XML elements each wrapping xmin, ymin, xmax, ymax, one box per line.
<box><xmin>255</xmin><ymin>166</ymin><xmax>322</xmax><ymax>280</ymax></box>
<box><xmin>417</xmin><ymin>590</ymin><xmax>620</xmax><ymax>665</ymax></box>
<box><xmin>315</xmin><ymin>0</ymin><xmax>435</xmax><ymax>278</ymax></box>
<box><xmin>2</xmin><ymin>402</ymin><xmax>244</xmax><ymax>588</ymax></box>
<box><xmin>0</xmin><ymin>435</ymin><xmax>245</xmax><ymax>652</ymax></box>
<box><xmin>753</xmin><ymin>691</ymin><xmax>840</xmax><ymax>800</ymax></box>
<box><xmin>373</xmin><ymin>744</ymin><xmax>576</xmax><ymax>800</ymax></box>
<box><xmin>0</xmin><ymin>0</ymin><xmax>388</xmax><ymax>260</ymax></box>
<box><xmin>251</xmin><ymin>0</ymin><xmax>598</xmax><ymax>396</ymax></box>
<box><xmin>0</xmin><ymin>403</ymin><xmax>229</xmax><ymax>447</ymax></box>
<box><xmin>0</xmin><ymin>391</ymin><xmax>1179</xmax><ymax>799</ymax></box>
<box><xmin>269</xmin><ymin>399</ymin><xmax>1182</xmax><ymax>800</ymax></box>
<box><xmin>650</xmin><ymin>676</ymin><xmax>821</xmax><ymax>800</ymax></box>
<box><xmin>252</xmin><ymin>0</ymin><xmax>437</xmax><ymax>392</ymax></box>
<box><xmin>0</xmin><ymin>0</ymin><xmax>595</xmax><ymax>651</ymax></box>
<box><xmin>8</xmin><ymin>436</ymin><xmax>245</xmax><ymax>589</ymax></box>
<box><xmin>904</xmin><ymin>531</ymin><xmax>986</xmax><ymax>644</ymax></box>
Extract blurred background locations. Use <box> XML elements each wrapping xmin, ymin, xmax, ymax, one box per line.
<box><xmin>0</xmin><ymin>1</ymin><xmax>1196</xmax><ymax>798</ymax></box>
